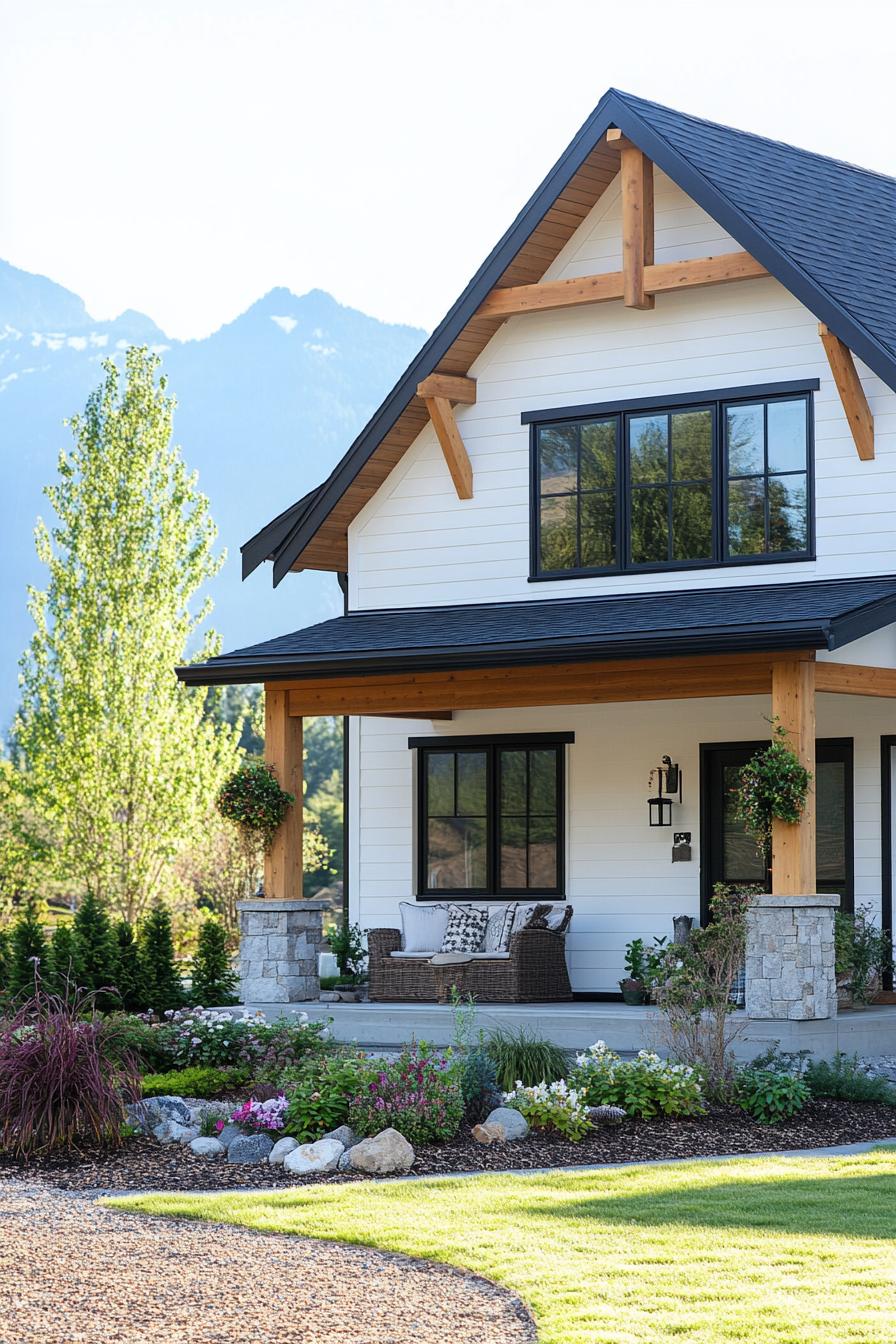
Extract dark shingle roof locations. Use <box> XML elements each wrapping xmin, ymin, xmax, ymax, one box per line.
<box><xmin>178</xmin><ymin>576</ymin><xmax>896</xmax><ymax>684</ymax></box>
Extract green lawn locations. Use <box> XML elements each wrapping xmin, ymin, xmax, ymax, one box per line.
<box><xmin>111</xmin><ymin>1149</ymin><xmax>896</xmax><ymax>1344</ymax></box>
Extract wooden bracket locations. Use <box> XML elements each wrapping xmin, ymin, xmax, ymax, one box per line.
<box><xmin>608</xmin><ymin>128</ymin><xmax>654</xmax><ymax>309</ymax></box>
<box><xmin>818</xmin><ymin>323</ymin><xmax>874</xmax><ymax>461</ymax></box>
<box><xmin>417</xmin><ymin>373</ymin><xmax>476</xmax><ymax>500</ymax></box>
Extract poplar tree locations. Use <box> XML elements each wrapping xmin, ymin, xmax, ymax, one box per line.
<box><xmin>15</xmin><ymin>348</ymin><xmax>241</xmax><ymax>924</ymax></box>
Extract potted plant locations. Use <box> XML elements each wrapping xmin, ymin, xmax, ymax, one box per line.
<box><xmin>620</xmin><ymin>938</ymin><xmax>648</xmax><ymax>1004</ymax></box>
<box><xmin>325</xmin><ymin>918</ymin><xmax>367</xmax><ymax>1000</ymax></box>
<box><xmin>835</xmin><ymin>905</ymin><xmax>893</xmax><ymax>1008</ymax></box>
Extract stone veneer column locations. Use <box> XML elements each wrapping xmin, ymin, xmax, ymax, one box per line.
<box><xmin>745</xmin><ymin>894</ymin><xmax>839</xmax><ymax>1021</ymax></box>
<box><xmin>237</xmin><ymin>899</ymin><xmax>329</xmax><ymax>1004</ymax></box>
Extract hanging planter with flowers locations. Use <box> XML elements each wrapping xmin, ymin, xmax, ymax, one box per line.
<box><xmin>733</xmin><ymin>718</ymin><xmax>812</xmax><ymax>865</ymax></box>
<box><xmin>216</xmin><ymin>762</ymin><xmax>295</xmax><ymax>866</ymax></box>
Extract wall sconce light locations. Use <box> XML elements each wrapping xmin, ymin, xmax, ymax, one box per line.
<box><xmin>648</xmin><ymin>755</ymin><xmax>682</xmax><ymax>828</ymax></box>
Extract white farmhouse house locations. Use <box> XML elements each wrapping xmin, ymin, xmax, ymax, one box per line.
<box><xmin>180</xmin><ymin>90</ymin><xmax>896</xmax><ymax>1032</ymax></box>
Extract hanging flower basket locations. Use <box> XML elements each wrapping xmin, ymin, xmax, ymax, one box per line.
<box><xmin>216</xmin><ymin>762</ymin><xmax>295</xmax><ymax>855</ymax></box>
<box><xmin>733</xmin><ymin>719</ymin><xmax>812</xmax><ymax>860</ymax></box>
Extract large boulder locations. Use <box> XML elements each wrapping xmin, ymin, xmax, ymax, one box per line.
<box><xmin>190</xmin><ymin>1137</ymin><xmax>226</xmax><ymax>1158</ymax></box>
<box><xmin>348</xmin><ymin>1128</ymin><xmax>414</xmax><ymax>1175</ymax></box>
<box><xmin>322</xmin><ymin>1125</ymin><xmax>360</xmax><ymax>1150</ymax></box>
<box><xmin>153</xmin><ymin>1119</ymin><xmax>199</xmax><ymax>1146</ymax></box>
<box><xmin>283</xmin><ymin>1138</ymin><xmax>344</xmax><ymax>1175</ymax></box>
<box><xmin>215</xmin><ymin>1124</ymin><xmax>242</xmax><ymax>1151</ymax></box>
<box><xmin>268</xmin><ymin>1137</ymin><xmax>300</xmax><ymax>1166</ymax></box>
<box><xmin>188</xmin><ymin>1100</ymin><xmax>232</xmax><ymax>1129</ymax></box>
<box><xmin>127</xmin><ymin>1095</ymin><xmax>192</xmax><ymax>1134</ymax></box>
<box><xmin>478</xmin><ymin>1107</ymin><xmax>529</xmax><ymax>1141</ymax></box>
<box><xmin>227</xmin><ymin>1133</ymin><xmax>274</xmax><ymax>1164</ymax></box>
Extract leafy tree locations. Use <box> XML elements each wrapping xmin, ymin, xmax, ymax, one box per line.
<box><xmin>72</xmin><ymin>889</ymin><xmax>118</xmax><ymax>1001</ymax></box>
<box><xmin>191</xmin><ymin>918</ymin><xmax>238</xmax><ymax>1006</ymax></box>
<box><xmin>304</xmin><ymin>717</ymin><xmax>342</xmax><ymax>799</ymax></box>
<box><xmin>138</xmin><ymin>904</ymin><xmax>184</xmax><ymax>1013</ymax></box>
<box><xmin>14</xmin><ymin>347</ymin><xmax>242</xmax><ymax>924</ymax></box>
<box><xmin>7</xmin><ymin>899</ymin><xmax>48</xmax><ymax>997</ymax></box>
<box><xmin>305</xmin><ymin>768</ymin><xmax>342</xmax><ymax>894</ymax></box>
<box><xmin>212</xmin><ymin>685</ymin><xmax>263</xmax><ymax>757</ymax></box>
<box><xmin>0</xmin><ymin>760</ymin><xmax>54</xmax><ymax>917</ymax></box>
<box><xmin>0</xmin><ymin>928</ymin><xmax>10</xmax><ymax>995</ymax></box>
<box><xmin>47</xmin><ymin>922</ymin><xmax>84</xmax><ymax>999</ymax></box>
<box><xmin>112</xmin><ymin>919</ymin><xmax>145</xmax><ymax>1011</ymax></box>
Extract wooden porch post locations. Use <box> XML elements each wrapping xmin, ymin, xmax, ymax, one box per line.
<box><xmin>263</xmin><ymin>684</ymin><xmax>303</xmax><ymax>900</ymax></box>
<box><xmin>770</xmin><ymin>657</ymin><xmax>816</xmax><ymax>895</ymax></box>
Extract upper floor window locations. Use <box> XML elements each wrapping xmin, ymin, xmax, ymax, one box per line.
<box><xmin>531</xmin><ymin>386</ymin><xmax>813</xmax><ymax>579</ymax></box>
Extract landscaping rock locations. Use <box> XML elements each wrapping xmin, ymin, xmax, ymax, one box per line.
<box><xmin>227</xmin><ymin>1134</ymin><xmax>274</xmax><ymax>1164</ymax></box>
<box><xmin>283</xmin><ymin>1138</ymin><xmax>344</xmax><ymax>1175</ymax></box>
<box><xmin>268</xmin><ymin>1137</ymin><xmax>300</xmax><ymax>1166</ymax></box>
<box><xmin>190</xmin><ymin>1137</ymin><xmax>225</xmax><ymax>1158</ymax></box>
<box><xmin>588</xmin><ymin>1105</ymin><xmax>627</xmax><ymax>1127</ymax></box>
<box><xmin>152</xmin><ymin>1120</ymin><xmax>198</xmax><ymax>1146</ymax></box>
<box><xmin>187</xmin><ymin>1101</ymin><xmax>232</xmax><ymax>1128</ymax></box>
<box><xmin>215</xmin><ymin>1124</ymin><xmax>242</xmax><ymax>1151</ymax></box>
<box><xmin>127</xmin><ymin>1095</ymin><xmax>193</xmax><ymax>1134</ymax></box>
<box><xmin>152</xmin><ymin>1096</ymin><xmax>193</xmax><ymax>1125</ymax></box>
<box><xmin>480</xmin><ymin>1107</ymin><xmax>529</xmax><ymax>1141</ymax></box>
<box><xmin>471</xmin><ymin>1122</ymin><xmax>503</xmax><ymax>1145</ymax></box>
<box><xmin>348</xmin><ymin>1128</ymin><xmax>414</xmax><ymax>1175</ymax></box>
<box><xmin>319</xmin><ymin>990</ymin><xmax>341</xmax><ymax>1003</ymax></box>
<box><xmin>322</xmin><ymin>1125</ymin><xmax>360</xmax><ymax>1150</ymax></box>
<box><xmin>337</xmin><ymin>1149</ymin><xmax>353</xmax><ymax>1171</ymax></box>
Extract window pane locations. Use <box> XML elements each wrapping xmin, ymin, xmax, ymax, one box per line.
<box><xmin>528</xmin><ymin>815</ymin><xmax>558</xmax><ymax>889</ymax></box>
<box><xmin>427</xmin><ymin>817</ymin><xmax>486</xmax><ymax>888</ymax></box>
<box><xmin>580</xmin><ymin>419</ymin><xmax>616</xmax><ymax>490</ymax></box>
<box><xmin>539</xmin><ymin>494</ymin><xmax>577</xmax><ymax>571</ymax></box>
<box><xmin>671</xmin><ymin>409</ymin><xmax>712</xmax><ymax>480</ymax></box>
<box><xmin>672</xmin><ymin>483</ymin><xmax>713</xmax><ymax>561</ymax></box>
<box><xmin>817</xmin><ymin>761</ymin><xmax>846</xmax><ymax>886</ymax></box>
<box><xmin>500</xmin><ymin>815</ymin><xmax>527</xmax><ymax>888</ymax></box>
<box><xmin>457</xmin><ymin>752</ymin><xmax>487</xmax><ymax>816</ymax></box>
<box><xmin>722</xmin><ymin>764</ymin><xmax>767</xmax><ymax>881</ymax></box>
<box><xmin>501</xmin><ymin>750</ymin><xmax>526</xmax><ymax>814</ymax></box>
<box><xmin>630</xmin><ymin>414</ymin><xmax>668</xmax><ymax>483</ymax></box>
<box><xmin>727</xmin><ymin>477</ymin><xmax>766</xmax><ymax>556</ymax></box>
<box><xmin>727</xmin><ymin>403</ymin><xmax>764</xmax><ymax>475</ymax></box>
<box><xmin>768</xmin><ymin>474</ymin><xmax>808</xmax><ymax>553</ymax></box>
<box><xmin>579</xmin><ymin>492</ymin><xmax>616</xmax><ymax>569</ymax></box>
<box><xmin>427</xmin><ymin>754</ymin><xmax>454</xmax><ymax>816</ymax></box>
<box><xmin>630</xmin><ymin>486</ymin><xmax>669</xmax><ymax>564</ymax></box>
<box><xmin>767</xmin><ymin>399</ymin><xmax>807</xmax><ymax>473</ymax></box>
<box><xmin>538</xmin><ymin>424</ymin><xmax>577</xmax><ymax>493</ymax></box>
<box><xmin>528</xmin><ymin>750</ymin><xmax>557</xmax><ymax>813</ymax></box>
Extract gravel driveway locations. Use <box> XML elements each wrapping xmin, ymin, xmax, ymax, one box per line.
<box><xmin>0</xmin><ymin>1182</ymin><xmax>534</xmax><ymax>1344</ymax></box>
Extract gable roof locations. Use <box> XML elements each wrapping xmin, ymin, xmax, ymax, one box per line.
<box><xmin>178</xmin><ymin>575</ymin><xmax>896</xmax><ymax>685</ymax></box>
<box><xmin>246</xmin><ymin>89</ymin><xmax>896</xmax><ymax>586</ymax></box>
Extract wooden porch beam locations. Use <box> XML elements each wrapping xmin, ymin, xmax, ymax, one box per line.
<box><xmin>416</xmin><ymin>374</ymin><xmax>477</xmax><ymax>404</ymax></box>
<box><xmin>818</xmin><ymin>323</ymin><xmax>874</xmax><ymax>461</ymax></box>
<box><xmin>608</xmin><ymin>129</ymin><xmax>654</xmax><ymax>310</ymax></box>
<box><xmin>816</xmin><ymin>662</ymin><xmax>896</xmax><ymax>697</ymax></box>
<box><xmin>369</xmin><ymin>711</ymin><xmax>454</xmax><ymax>720</ymax></box>
<box><xmin>770</xmin><ymin>658</ymin><xmax>816</xmax><ymax>897</ymax></box>
<box><xmin>477</xmin><ymin>252</ymin><xmax>769</xmax><ymax>318</ymax></box>
<box><xmin>424</xmin><ymin>395</ymin><xmax>473</xmax><ymax>500</ymax></box>
<box><xmin>263</xmin><ymin>685</ymin><xmax>304</xmax><ymax>900</ymax></box>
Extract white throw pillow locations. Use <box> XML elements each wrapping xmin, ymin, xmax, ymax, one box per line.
<box><xmin>399</xmin><ymin>902</ymin><xmax>449</xmax><ymax>953</ymax></box>
<box><xmin>482</xmin><ymin>903</ymin><xmax>518</xmax><ymax>952</ymax></box>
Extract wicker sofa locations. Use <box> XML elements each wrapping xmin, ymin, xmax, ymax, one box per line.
<box><xmin>368</xmin><ymin>913</ymin><xmax>574</xmax><ymax>1003</ymax></box>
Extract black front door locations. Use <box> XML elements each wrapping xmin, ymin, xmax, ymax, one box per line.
<box><xmin>701</xmin><ymin>738</ymin><xmax>853</xmax><ymax>922</ymax></box>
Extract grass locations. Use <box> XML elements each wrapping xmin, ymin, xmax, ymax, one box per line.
<box><xmin>109</xmin><ymin>1149</ymin><xmax>896</xmax><ymax>1344</ymax></box>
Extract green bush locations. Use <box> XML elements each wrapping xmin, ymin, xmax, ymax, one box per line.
<box><xmin>486</xmin><ymin>1026</ymin><xmax>569</xmax><ymax>1092</ymax></box>
<box><xmin>138</xmin><ymin>905</ymin><xmax>184</xmax><ymax>1013</ymax></box>
<box><xmin>503</xmin><ymin>1079</ymin><xmax>592</xmax><ymax>1140</ymax></box>
<box><xmin>113</xmin><ymin>921</ymin><xmax>145</xmax><ymax>1012</ymax></box>
<box><xmin>73</xmin><ymin>890</ymin><xmax>118</xmax><ymax>1005</ymax></box>
<box><xmin>571</xmin><ymin>1042</ymin><xmax>705</xmax><ymax>1119</ymax></box>
<box><xmin>141</xmin><ymin>1066</ymin><xmax>244</xmax><ymax>1099</ymax></box>
<box><xmin>348</xmin><ymin>1045</ymin><xmax>463</xmax><ymax>1146</ymax></box>
<box><xmin>251</xmin><ymin>1016</ymin><xmax>332</xmax><ymax>1085</ymax></box>
<box><xmin>736</xmin><ymin>1068</ymin><xmax>809</xmax><ymax>1124</ymax></box>
<box><xmin>46</xmin><ymin>923</ymin><xmax>83</xmax><ymax>999</ymax></box>
<box><xmin>102</xmin><ymin>1013</ymin><xmax>170</xmax><ymax>1072</ymax></box>
<box><xmin>191</xmin><ymin>919</ymin><xmax>238</xmax><ymax>1007</ymax></box>
<box><xmin>804</xmin><ymin>1053</ymin><xmax>896</xmax><ymax>1105</ymax></box>
<box><xmin>283</xmin><ymin>1054</ymin><xmax>373</xmax><ymax>1142</ymax></box>
<box><xmin>6</xmin><ymin>901</ymin><xmax>48</xmax><ymax>998</ymax></box>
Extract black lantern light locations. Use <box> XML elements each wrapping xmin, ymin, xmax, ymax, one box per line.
<box><xmin>648</xmin><ymin>755</ymin><xmax>682</xmax><ymax>827</ymax></box>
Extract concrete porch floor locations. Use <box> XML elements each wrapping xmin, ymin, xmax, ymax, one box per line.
<box><xmin>242</xmin><ymin>999</ymin><xmax>896</xmax><ymax>1060</ymax></box>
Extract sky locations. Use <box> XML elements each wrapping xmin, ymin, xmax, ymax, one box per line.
<box><xmin>2</xmin><ymin>0</ymin><xmax>895</xmax><ymax>340</ymax></box>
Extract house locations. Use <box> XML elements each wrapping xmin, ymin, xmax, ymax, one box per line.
<box><xmin>179</xmin><ymin>89</ymin><xmax>896</xmax><ymax>1027</ymax></box>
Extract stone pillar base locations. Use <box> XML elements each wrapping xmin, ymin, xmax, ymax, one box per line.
<box><xmin>745</xmin><ymin>894</ymin><xmax>839</xmax><ymax>1021</ymax></box>
<box><xmin>237</xmin><ymin>899</ymin><xmax>329</xmax><ymax>1004</ymax></box>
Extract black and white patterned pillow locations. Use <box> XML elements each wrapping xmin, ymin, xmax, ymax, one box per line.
<box><xmin>440</xmin><ymin>905</ymin><xmax>489</xmax><ymax>953</ymax></box>
<box><xmin>482</xmin><ymin>903</ymin><xmax>518</xmax><ymax>953</ymax></box>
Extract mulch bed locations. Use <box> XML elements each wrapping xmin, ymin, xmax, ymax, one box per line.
<box><xmin>1</xmin><ymin>1098</ymin><xmax>894</xmax><ymax>1192</ymax></box>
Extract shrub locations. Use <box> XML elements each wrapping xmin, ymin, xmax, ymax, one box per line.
<box><xmin>326</xmin><ymin>918</ymin><xmax>367</xmax><ymax>984</ymax></box>
<box><xmin>835</xmin><ymin>906</ymin><xmax>893</xmax><ymax>1005</ymax></box>
<box><xmin>73</xmin><ymin>890</ymin><xmax>118</xmax><ymax>1005</ymax></box>
<box><xmin>456</xmin><ymin>1047</ymin><xmax>499</xmax><ymax>1123</ymax></box>
<box><xmin>736</xmin><ymin>1068</ymin><xmax>809</xmax><ymax>1124</ymax></box>
<box><xmin>6</xmin><ymin>901</ymin><xmax>48</xmax><ymax>998</ymax></box>
<box><xmin>571</xmin><ymin>1041</ymin><xmax>705</xmax><ymax>1119</ymax></box>
<box><xmin>804</xmin><ymin>1052</ymin><xmax>896</xmax><ymax>1105</ymax></box>
<box><xmin>155</xmin><ymin>1006</ymin><xmax>330</xmax><ymax>1077</ymax></box>
<box><xmin>46</xmin><ymin>923</ymin><xmax>83</xmax><ymax>1000</ymax></box>
<box><xmin>0</xmin><ymin>929</ymin><xmax>10</xmax><ymax>996</ymax></box>
<box><xmin>348</xmin><ymin>1045</ymin><xmax>463</xmax><ymax>1146</ymax></box>
<box><xmin>141</xmin><ymin>1066</ymin><xmax>244</xmax><ymax>1099</ymax></box>
<box><xmin>228</xmin><ymin>1094</ymin><xmax>288</xmax><ymax>1133</ymax></box>
<box><xmin>102</xmin><ymin>1012</ymin><xmax>170</xmax><ymax>1072</ymax></box>
<box><xmin>0</xmin><ymin>985</ymin><xmax>140</xmax><ymax>1157</ymax></box>
<box><xmin>485</xmin><ymin>1025</ymin><xmax>569</xmax><ymax>1092</ymax></box>
<box><xmin>251</xmin><ymin>1016</ymin><xmax>332</xmax><ymax>1086</ymax></box>
<box><xmin>113</xmin><ymin>921</ymin><xmax>145</xmax><ymax>1012</ymax></box>
<box><xmin>138</xmin><ymin>905</ymin><xmax>184</xmax><ymax>1013</ymax></box>
<box><xmin>282</xmin><ymin>1054</ymin><xmax>373</xmax><ymax>1142</ymax></box>
<box><xmin>503</xmin><ymin>1079</ymin><xmax>591</xmax><ymax>1140</ymax></box>
<box><xmin>191</xmin><ymin>919</ymin><xmax>238</xmax><ymax>1007</ymax></box>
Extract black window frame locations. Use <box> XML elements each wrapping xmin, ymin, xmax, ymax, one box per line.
<box><xmin>527</xmin><ymin>380</ymin><xmax>817</xmax><ymax>582</ymax></box>
<box><xmin>410</xmin><ymin>732</ymin><xmax>571</xmax><ymax>901</ymax></box>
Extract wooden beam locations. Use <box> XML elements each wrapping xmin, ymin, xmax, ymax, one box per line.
<box><xmin>619</xmin><ymin>139</ymin><xmax>654</xmax><ymax>310</ymax></box>
<box><xmin>606</xmin><ymin>128</ymin><xmax>639</xmax><ymax>154</ymax></box>
<box><xmin>263</xmin><ymin>686</ymin><xmax>304</xmax><ymax>900</ymax></box>
<box><xmin>424</xmin><ymin>395</ymin><xmax>473</xmax><ymax>500</ymax></box>
<box><xmin>816</xmin><ymin>662</ymin><xmax>896</xmax><ymax>697</ymax></box>
<box><xmin>818</xmin><ymin>324</ymin><xmax>874</xmax><ymax>461</ymax></box>
<box><xmin>370</xmin><ymin>711</ymin><xmax>454</xmax><ymax>720</ymax></box>
<box><xmin>770</xmin><ymin>658</ymin><xmax>816</xmax><ymax>897</ymax></box>
<box><xmin>416</xmin><ymin>374</ymin><xmax>476</xmax><ymax>404</ymax></box>
<box><xmin>478</xmin><ymin>252</ymin><xmax>768</xmax><ymax>318</ymax></box>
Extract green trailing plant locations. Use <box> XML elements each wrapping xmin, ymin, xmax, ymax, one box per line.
<box><xmin>736</xmin><ymin>1068</ymin><xmax>809</xmax><ymax>1124</ymax></box>
<box><xmin>834</xmin><ymin>906</ymin><xmax>893</xmax><ymax>1005</ymax></box>
<box><xmin>216</xmin><ymin>762</ymin><xmax>295</xmax><ymax>866</ymax></box>
<box><xmin>6</xmin><ymin>900</ymin><xmax>48</xmax><ymax>998</ymax></box>
<box><xmin>282</xmin><ymin>1053</ymin><xmax>373</xmax><ymax>1142</ymax></box>
<box><xmin>140</xmin><ymin>1065</ymin><xmax>244</xmax><ymax>1100</ymax></box>
<box><xmin>485</xmin><ymin>1025</ymin><xmax>569</xmax><ymax>1092</ymax></box>
<box><xmin>804</xmin><ymin>1052</ymin><xmax>896</xmax><ymax>1105</ymax></box>
<box><xmin>326</xmin><ymin>918</ymin><xmax>366</xmax><ymax>984</ymax></box>
<box><xmin>73</xmin><ymin>890</ymin><xmax>118</xmax><ymax>1006</ymax></box>
<box><xmin>191</xmin><ymin>918</ymin><xmax>238</xmax><ymax>1006</ymax></box>
<box><xmin>138</xmin><ymin>905</ymin><xmax>184</xmax><ymax>1013</ymax></box>
<box><xmin>733</xmin><ymin>718</ymin><xmax>812</xmax><ymax>862</ymax></box>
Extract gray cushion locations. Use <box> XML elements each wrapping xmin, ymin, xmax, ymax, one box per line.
<box><xmin>399</xmin><ymin>901</ymin><xmax>449</xmax><ymax>953</ymax></box>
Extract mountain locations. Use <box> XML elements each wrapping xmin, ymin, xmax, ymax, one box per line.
<box><xmin>1</xmin><ymin>259</ymin><xmax>427</xmax><ymax>726</ymax></box>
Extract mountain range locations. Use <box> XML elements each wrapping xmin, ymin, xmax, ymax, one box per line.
<box><xmin>1</xmin><ymin>258</ymin><xmax>427</xmax><ymax>726</ymax></box>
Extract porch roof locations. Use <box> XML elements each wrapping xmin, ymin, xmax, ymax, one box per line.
<box><xmin>178</xmin><ymin>575</ymin><xmax>896</xmax><ymax>686</ymax></box>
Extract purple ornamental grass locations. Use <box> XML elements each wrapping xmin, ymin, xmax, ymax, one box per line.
<box><xmin>0</xmin><ymin>981</ymin><xmax>141</xmax><ymax>1159</ymax></box>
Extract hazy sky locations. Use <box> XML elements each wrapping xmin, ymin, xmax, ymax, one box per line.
<box><xmin>2</xmin><ymin>0</ymin><xmax>894</xmax><ymax>340</ymax></box>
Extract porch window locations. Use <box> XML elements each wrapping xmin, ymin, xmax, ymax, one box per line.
<box><xmin>531</xmin><ymin>385</ymin><xmax>813</xmax><ymax>578</ymax></box>
<box><xmin>414</xmin><ymin>735</ymin><xmax>568</xmax><ymax>899</ymax></box>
